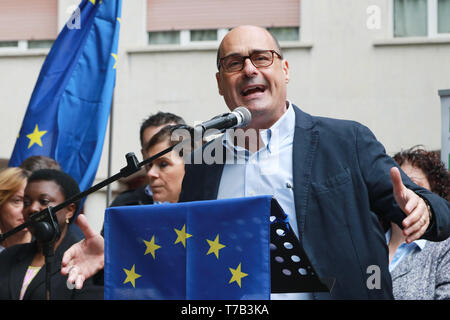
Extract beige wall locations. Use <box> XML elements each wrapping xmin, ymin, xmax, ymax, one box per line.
<box><xmin>1</xmin><ymin>0</ymin><xmax>449</xmax><ymax>231</ymax></box>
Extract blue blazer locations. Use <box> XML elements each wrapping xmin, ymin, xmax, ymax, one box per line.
<box><xmin>179</xmin><ymin>105</ymin><xmax>450</xmax><ymax>299</ymax></box>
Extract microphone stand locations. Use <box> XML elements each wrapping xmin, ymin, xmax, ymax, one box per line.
<box><xmin>0</xmin><ymin>140</ymin><xmax>183</xmax><ymax>300</ymax></box>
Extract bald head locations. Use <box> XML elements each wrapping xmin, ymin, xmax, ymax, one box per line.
<box><xmin>216</xmin><ymin>26</ymin><xmax>283</xmax><ymax>70</ymax></box>
<box><xmin>214</xmin><ymin>25</ymin><xmax>290</xmax><ymax>130</ymax></box>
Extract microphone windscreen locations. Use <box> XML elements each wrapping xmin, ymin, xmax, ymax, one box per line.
<box><xmin>234</xmin><ymin>106</ymin><xmax>252</xmax><ymax>127</ymax></box>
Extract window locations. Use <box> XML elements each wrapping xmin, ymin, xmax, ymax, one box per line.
<box><xmin>148</xmin><ymin>31</ymin><xmax>180</xmax><ymax>45</ymax></box>
<box><xmin>0</xmin><ymin>40</ymin><xmax>54</xmax><ymax>50</ymax></box>
<box><xmin>148</xmin><ymin>26</ymin><xmax>301</xmax><ymax>46</ymax></box>
<box><xmin>438</xmin><ymin>0</ymin><xmax>450</xmax><ymax>33</ymax></box>
<box><xmin>393</xmin><ymin>0</ymin><xmax>450</xmax><ymax>37</ymax></box>
<box><xmin>148</xmin><ymin>29</ymin><xmax>227</xmax><ymax>45</ymax></box>
<box><xmin>0</xmin><ymin>41</ymin><xmax>18</xmax><ymax>48</ymax></box>
<box><xmin>28</xmin><ymin>40</ymin><xmax>54</xmax><ymax>49</ymax></box>
<box><xmin>190</xmin><ymin>29</ymin><xmax>217</xmax><ymax>42</ymax></box>
<box><xmin>0</xmin><ymin>0</ymin><xmax>57</xmax><ymax>44</ymax></box>
<box><xmin>146</xmin><ymin>0</ymin><xmax>300</xmax><ymax>44</ymax></box>
<box><xmin>267</xmin><ymin>27</ymin><xmax>300</xmax><ymax>41</ymax></box>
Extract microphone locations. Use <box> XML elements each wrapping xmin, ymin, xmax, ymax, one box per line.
<box><xmin>194</xmin><ymin>106</ymin><xmax>252</xmax><ymax>135</ymax></box>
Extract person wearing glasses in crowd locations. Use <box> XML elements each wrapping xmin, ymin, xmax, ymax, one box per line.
<box><xmin>61</xmin><ymin>25</ymin><xmax>449</xmax><ymax>300</ymax></box>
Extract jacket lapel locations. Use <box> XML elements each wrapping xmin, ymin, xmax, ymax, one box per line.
<box><xmin>202</xmin><ymin>141</ymin><xmax>225</xmax><ymax>200</ymax></box>
<box><xmin>292</xmin><ymin>105</ymin><xmax>319</xmax><ymax>241</ymax></box>
<box><xmin>9</xmin><ymin>242</ymin><xmax>36</xmax><ymax>299</ymax></box>
<box><xmin>22</xmin><ymin>231</ymin><xmax>77</xmax><ymax>299</ymax></box>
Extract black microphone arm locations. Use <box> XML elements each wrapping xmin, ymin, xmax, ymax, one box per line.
<box><xmin>0</xmin><ymin>106</ymin><xmax>252</xmax><ymax>243</ymax></box>
<box><xmin>0</xmin><ymin>149</ymin><xmax>174</xmax><ymax>243</ymax></box>
<box><xmin>0</xmin><ymin>107</ymin><xmax>251</xmax><ymax>300</ymax></box>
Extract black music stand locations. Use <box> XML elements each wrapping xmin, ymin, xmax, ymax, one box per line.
<box><xmin>270</xmin><ymin>198</ymin><xmax>335</xmax><ymax>293</ymax></box>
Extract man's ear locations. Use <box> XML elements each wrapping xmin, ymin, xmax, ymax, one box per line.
<box><xmin>282</xmin><ymin>59</ymin><xmax>290</xmax><ymax>84</ymax></box>
<box><xmin>216</xmin><ymin>72</ymin><xmax>224</xmax><ymax>96</ymax></box>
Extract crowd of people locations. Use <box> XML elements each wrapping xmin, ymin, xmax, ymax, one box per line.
<box><xmin>0</xmin><ymin>25</ymin><xmax>449</xmax><ymax>300</ymax></box>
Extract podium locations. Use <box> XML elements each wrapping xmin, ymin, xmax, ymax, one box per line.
<box><xmin>104</xmin><ymin>196</ymin><xmax>333</xmax><ymax>299</ymax></box>
<box><xmin>269</xmin><ymin>198</ymin><xmax>334</xmax><ymax>293</ymax></box>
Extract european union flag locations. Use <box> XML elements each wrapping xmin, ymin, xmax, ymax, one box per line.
<box><xmin>8</xmin><ymin>0</ymin><xmax>122</xmax><ymax>192</ymax></box>
<box><xmin>105</xmin><ymin>204</ymin><xmax>187</xmax><ymax>299</ymax></box>
<box><xmin>104</xmin><ymin>196</ymin><xmax>272</xmax><ymax>300</ymax></box>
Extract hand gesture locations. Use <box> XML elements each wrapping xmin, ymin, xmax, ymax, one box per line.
<box><xmin>390</xmin><ymin>167</ymin><xmax>431</xmax><ymax>243</ymax></box>
<box><xmin>61</xmin><ymin>214</ymin><xmax>105</xmax><ymax>289</ymax></box>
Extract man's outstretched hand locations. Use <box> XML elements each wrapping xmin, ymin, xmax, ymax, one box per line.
<box><xmin>61</xmin><ymin>214</ymin><xmax>105</xmax><ymax>289</ymax></box>
<box><xmin>390</xmin><ymin>167</ymin><xmax>432</xmax><ymax>243</ymax></box>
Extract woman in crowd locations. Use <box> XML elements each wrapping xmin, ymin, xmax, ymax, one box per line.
<box><xmin>144</xmin><ymin>124</ymin><xmax>189</xmax><ymax>204</ymax></box>
<box><xmin>0</xmin><ymin>169</ymin><xmax>103</xmax><ymax>299</ymax></box>
<box><xmin>386</xmin><ymin>146</ymin><xmax>450</xmax><ymax>299</ymax></box>
<box><xmin>0</xmin><ymin>167</ymin><xmax>31</xmax><ymax>251</ymax></box>
<box><xmin>61</xmin><ymin>124</ymin><xmax>197</xmax><ymax>289</ymax></box>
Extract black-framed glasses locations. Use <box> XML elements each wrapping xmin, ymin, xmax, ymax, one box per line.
<box><xmin>218</xmin><ymin>50</ymin><xmax>283</xmax><ymax>72</ymax></box>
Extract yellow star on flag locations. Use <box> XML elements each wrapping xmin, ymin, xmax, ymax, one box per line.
<box><xmin>206</xmin><ymin>234</ymin><xmax>226</xmax><ymax>259</ymax></box>
<box><xmin>143</xmin><ymin>235</ymin><xmax>161</xmax><ymax>259</ymax></box>
<box><xmin>26</xmin><ymin>124</ymin><xmax>47</xmax><ymax>149</ymax></box>
<box><xmin>123</xmin><ymin>264</ymin><xmax>141</xmax><ymax>288</ymax></box>
<box><xmin>229</xmin><ymin>263</ymin><xmax>248</xmax><ymax>288</ymax></box>
<box><xmin>174</xmin><ymin>224</ymin><xmax>192</xmax><ymax>248</ymax></box>
<box><xmin>111</xmin><ymin>53</ymin><xmax>118</xmax><ymax>69</ymax></box>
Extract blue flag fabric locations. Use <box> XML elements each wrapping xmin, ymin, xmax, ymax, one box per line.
<box><xmin>105</xmin><ymin>204</ymin><xmax>187</xmax><ymax>299</ymax></box>
<box><xmin>8</xmin><ymin>0</ymin><xmax>122</xmax><ymax>193</ymax></box>
<box><xmin>104</xmin><ymin>196</ymin><xmax>272</xmax><ymax>300</ymax></box>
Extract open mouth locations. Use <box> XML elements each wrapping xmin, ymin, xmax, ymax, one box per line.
<box><xmin>241</xmin><ymin>85</ymin><xmax>266</xmax><ymax>96</ymax></box>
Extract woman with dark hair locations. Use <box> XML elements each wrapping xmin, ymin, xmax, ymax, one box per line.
<box><xmin>393</xmin><ymin>147</ymin><xmax>449</xmax><ymax>201</ymax></box>
<box><xmin>386</xmin><ymin>146</ymin><xmax>450</xmax><ymax>299</ymax></box>
<box><xmin>144</xmin><ymin>124</ymin><xmax>190</xmax><ymax>204</ymax></box>
<box><xmin>0</xmin><ymin>169</ymin><xmax>103</xmax><ymax>300</ymax></box>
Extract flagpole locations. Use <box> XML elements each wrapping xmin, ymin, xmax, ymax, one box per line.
<box><xmin>106</xmin><ymin>93</ymin><xmax>114</xmax><ymax>207</ymax></box>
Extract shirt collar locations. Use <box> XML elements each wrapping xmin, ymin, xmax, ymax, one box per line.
<box><xmin>385</xmin><ymin>229</ymin><xmax>427</xmax><ymax>250</ymax></box>
<box><xmin>222</xmin><ymin>100</ymin><xmax>295</xmax><ymax>155</ymax></box>
<box><xmin>144</xmin><ymin>184</ymin><xmax>153</xmax><ymax>197</ymax></box>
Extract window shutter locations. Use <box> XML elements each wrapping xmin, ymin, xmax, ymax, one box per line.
<box><xmin>147</xmin><ymin>0</ymin><xmax>300</xmax><ymax>31</ymax></box>
<box><xmin>0</xmin><ymin>0</ymin><xmax>58</xmax><ymax>41</ymax></box>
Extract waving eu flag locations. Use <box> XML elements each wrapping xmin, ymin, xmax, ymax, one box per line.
<box><xmin>104</xmin><ymin>196</ymin><xmax>272</xmax><ymax>300</ymax></box>
<box><xmin>8</xmin><ymin>0</ymin><xmax>122</xmax><ymax>192</ymax></box>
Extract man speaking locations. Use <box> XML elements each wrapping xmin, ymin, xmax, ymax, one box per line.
<box><xmin>62</xmin><ymin>26</ymin><xmax>450</xmax><ymax>300</ymax></box>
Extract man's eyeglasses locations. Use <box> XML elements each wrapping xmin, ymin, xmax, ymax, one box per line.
<box><xmin>217</xmin><ymin>50</ymin><xmax>283</xmax><ymax>73</ymax></box>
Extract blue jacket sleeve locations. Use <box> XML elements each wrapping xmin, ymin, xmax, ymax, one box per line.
<box><xmin>355</xmin><ymin>123</ymin><xmax>450</xmax><ymax>241</ymax></box>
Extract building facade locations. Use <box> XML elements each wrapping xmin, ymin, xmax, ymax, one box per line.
<box><xmin>0</xmin><ymin>0</ymin><xmax>449</xmax><ymax>231</ymax></box>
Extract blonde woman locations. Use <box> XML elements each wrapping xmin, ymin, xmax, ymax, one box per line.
<box><xmin>0</xmin><ymin>167</ymin><xmax>31</xmax><ymax>251</ymax></box>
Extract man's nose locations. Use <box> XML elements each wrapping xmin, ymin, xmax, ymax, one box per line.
<box><xmin>242</xmin><ymin>58</ymin><xmax>258</xmax><ymax>77</ymax></box>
